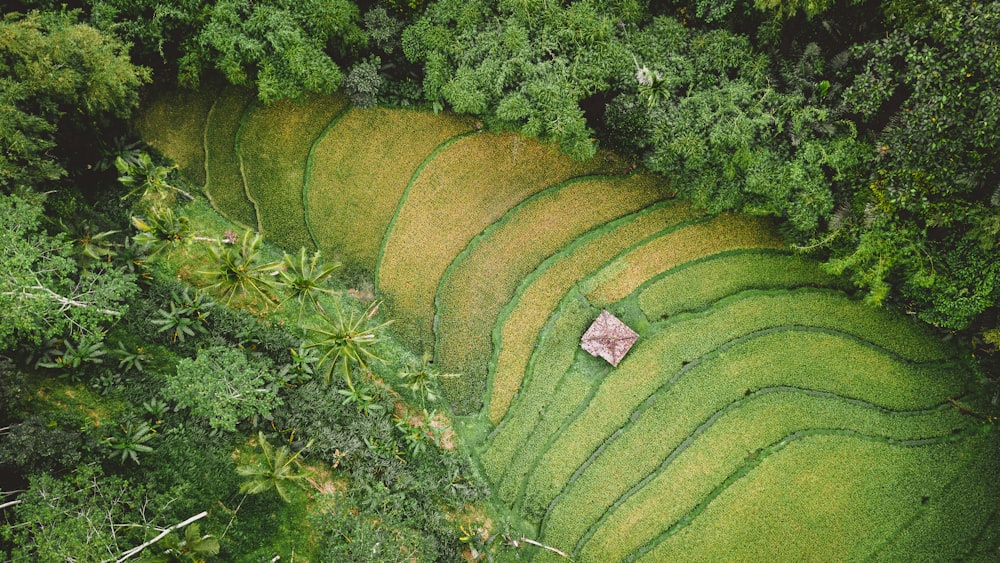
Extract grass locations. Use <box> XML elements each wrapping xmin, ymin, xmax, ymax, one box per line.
<box><xmin>478</xmin><ymin>291</ymin><xmax>595</xmax><ymax>486</ymax></box>
<box><xmin>133</xmin><ymin>87</ymin><xmax>214</xmax><ymax>186</ymax></box>
<box><xmin>239</xmin><ymin>92</ymin><xmax>349</xmax><ymax>251</ymax></box>
<box><xmin>574</xmin><ymin>394</ymin><xmax>970</xmax><ymax>562</ymax></box>
<box><xmin>485</xmin><ymin>202</ymin><xmax>701</xmax><ymax>423</ymax></box>
<box><xmin>628</xmin><ymin>434</ymin><xmax>983</xmax><ymax>563</ymax></box>
<box><xmin>304</xmin><ymin>108</ymin><xmax>476</xmax><ymax>278</ymax></box>
<box><xmin>204</xmin><ymin>86</ymin><xmax>258</xmax><ymax>230</ymax></box>
<box><xmin>580</xmin><ymin>213</ymin><xmax>785</xmax><ymax>307</ymax></box>
<box><xmin>518</xmin><ymin>288</ymin><xmax>956</xmax><ymax>519</ymax></box>
<box><xmin>376</xmin><ymin>131</ymin><xmax>625</xmax><ymax>352</ymax></box>
<box><xmin>158</xmin><ymin>198</ymin><xmax>237</xmax><ymax>279</ymax></box>
<box><xmin>538</xmin><ymin>328</ymin><xmax>969</xmax><ymax>552</ymax></box>
<box><xmin>433</xmin><ymin>172</ymin><xmax>666</xmax><ymax>403</ymax></box>
<box><xmin>867</xmin><ymin>433</ymin><xmax>1000</xmax><ymax>560</ymax></box>
<box><xmin>637</xmin><ymin>249</ymin><xmax>849</xmax><ymax>321</ymax></box>
<box><xmin>30</xmin><ymin>375</ymin><xmax>122</xmax><ymax>427</ymax></box>
<box><xmin>484</xmin><ymin>215</ymin><xmax>856</xmax><ymax>429</ymax></box>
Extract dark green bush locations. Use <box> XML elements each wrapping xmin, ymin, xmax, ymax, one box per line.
<box><xmin>0</xmin><ymin>414</ymin><xmax>94</xmax><ymax>474</ymax></box>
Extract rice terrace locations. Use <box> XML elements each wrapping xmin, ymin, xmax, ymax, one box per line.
<box><xmin>138</xmin><ymin>87</ymin><xmax>1000</xmax><ymax>561</ymax></box>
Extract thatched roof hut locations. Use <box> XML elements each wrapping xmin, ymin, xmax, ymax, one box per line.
<box><xmin>581</xmin><ymin>310</ymin><xmax>638</xmax><ymax>367</ymax></box>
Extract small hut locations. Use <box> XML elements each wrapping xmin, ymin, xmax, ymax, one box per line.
<box><xmin>580</xmin><ymin>310</ymin><xmax>639</xmax><ymax>367</ymax></box>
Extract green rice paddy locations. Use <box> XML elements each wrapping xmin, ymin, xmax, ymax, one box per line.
<box><xmin>377</xmin><ymin>131</ymin><xmax>623</xmax><ymax>349</ymax></box>
<box><xmin>203</xmin><ymin>86</ymin><xmax>259</xmax><ymax>230</ymax></box>
<box><xmin>433</xmin><ymin>172</ymin><xmax>665</xmax><ymax>403</ymax></box>
<box><xmin>133</xmin><ymin>86</ymin><xmax>214</xmax><ymax>185</ymax></box>
<box><xmin>138</xmin><ymin>87</ymin><xmax>1000</xmax><ymax>561</ymax></box>
<box><xmin>305</xmin><ymin>108</ymin><xmax>476</xmax><ymax>276</ymax></box>
<box><xmin>239</xmin><ymin>92</ymin><xmax>349</xmax><ymax>250</ymax></box>
<box><xmin>486</xmin><ymin>202</ymin><xmax>701</xmax><ymax>422</ymax></box>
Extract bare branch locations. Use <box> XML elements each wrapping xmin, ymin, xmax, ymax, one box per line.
<box><xmin>511</xmin><ymin>536</ymin><xmax>568</xmax><ymax>558</ymax></box>
<box><xmin>112</xmin><ymin>511</ymin><xmax>208</xmax><ymax>563</ymax></box>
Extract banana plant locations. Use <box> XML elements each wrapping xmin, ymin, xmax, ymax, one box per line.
<box><xmin>237</xmin><ymin>432</ymin><xmax>312</xmax><ymax>503</ymax></box>
<box><xmin>115</xmin><ymin>343</ymin><xmax>149</xmax><ymax>373</ymax></box>
<box><xmin>106</xmin><ymin>420</ymin><xmax>156</xmax><ymax>465</ymax></box>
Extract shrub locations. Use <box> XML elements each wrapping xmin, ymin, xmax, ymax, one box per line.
<box><xmin>343</xmin><ymin>56</ymin><xmax>383</xmax><ymax>108</ymax></box>
<box><xmin>167</xmin><ymin>346</ymin><xmax>282</xmax><ymax>432</ymax></box>
<box><xmin>3</xmin><ymin>464</ymin><xmax>189</xmax><ymax>561</ymax></box>
<box><xmin>0</xmin><ymin>414</ymin><xmax>92</xmax><ymax>473</ymax></box>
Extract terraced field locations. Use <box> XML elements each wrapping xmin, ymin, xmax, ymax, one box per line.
<box><xmin>138</xmin><ymin>88</ymin><xmax>1000</xmax><ymax>561</ymax></box>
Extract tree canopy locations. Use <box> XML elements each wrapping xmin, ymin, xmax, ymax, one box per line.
<box><xmin>0</xmin><ymin>193</ymin><xmax>136</xmax><ymax>349</ymax></box>
<box><xmin>0</xmin><ymin>10</ymin><xmax>150</xmax><ymax>192</ymax></box>
<box><xmin>831</xmin><ymin>0</ymin><xmax>1000</xmax><ymax>328</ymax></box>
<box><xmin>90</xmin><ymin>0</ymin><xmax>365</xmax><ymax>102</ymax></box>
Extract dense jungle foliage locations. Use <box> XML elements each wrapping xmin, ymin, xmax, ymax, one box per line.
<box><xmin>1</xmin><ymin>0</ymin><xmax>997</xmax><ymax>560</ymax></box>
<box><xmin>18</xmin><ymin>0</ymin><xmax>988</xmax><ymax>339</ymax></box>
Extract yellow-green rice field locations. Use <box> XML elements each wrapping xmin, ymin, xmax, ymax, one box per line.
<box><xmin>139</xmin><ymin>88</ymin><xmax>1000</xmax><ymax>561</ymax></box>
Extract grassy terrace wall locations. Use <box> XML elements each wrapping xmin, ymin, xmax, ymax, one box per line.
<box><xmin>376</xmin><ymin>132</ymin><xmax>623</xmax><ymax>350</ymax></box>
<box><xmin>203</xmin><ymin>86</ymin><xmax>259</xmax><ymax>230</ymax></box>
<box><xmin>433</xmin><ymin>172</ymin><xmax>665</xmax><ymax>407</ymax></box>
<box><xmin>637</xmin><ymin>249</ymin><xmax>849</xmax><ymax>320</ymax></box>
<box><xmin>139</xmin><ymin>91</ymin><xmax>1000</xmax><ymax>561</ymax></box>
<box><xmin>239</xmin><ymin>92</ymin><xmax>349</xmax><ymax>251</ymax></box>
<box><xmin>305</xmin><ymin>109</ymin><xmax>476</xmax><ymax>277</ymax></box>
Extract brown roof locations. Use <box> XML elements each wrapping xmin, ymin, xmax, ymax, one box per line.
<box><xmin>581</xmin><ymin>310</ymin><xmax>639</xmax><ymax>367</ymax></box>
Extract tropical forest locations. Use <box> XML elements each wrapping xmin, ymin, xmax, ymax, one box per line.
<box><xmin>1</xmin><ymin>0</ymin><xmax>998</xmax><ymax>560</ymax></box>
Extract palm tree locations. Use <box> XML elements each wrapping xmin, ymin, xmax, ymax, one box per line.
<box><xmin>117</xmin><ymin>152</ymin><xmax>194</xmax><ymax>212</ymax></box>
<box><xmin>58</xmin><ymin>218</ymin><xmax>119</xmax><ymax>268</ymax></box>
<box><xmin>236</xmin><ymin>432</ymin><xmax>312</xmax><ymax>503</ymax></box>
<box><xmin>276</xmin><ymin>247</ymin><xmax>341</xmax><ymax>323</ymax></box>
<box><xmin>131</xmin><ymin>208</ymin><xmax>192</xmax><ymax>258</ymax></box>
<box><xmin>200</xmin><ymin>230</ymin><xmax>281</xmax><ymax>308</ymax></box>
<box><xmin>304</xmin><ymin>301</ymin><xmax>392</xmax><ymax>386</ymax></box>
<box><xmin>397</xmin><ymin>351</ymin><xmax>459</xmax><ymax>409</ymax></box>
